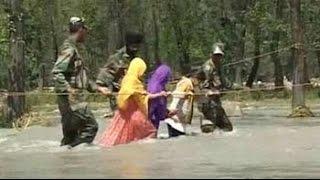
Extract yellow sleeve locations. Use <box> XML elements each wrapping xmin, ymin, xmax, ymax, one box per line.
<box><xmin>176</xmin><ymin>81</ymin><xmax>189</xmax><ymax>92</ymax></box>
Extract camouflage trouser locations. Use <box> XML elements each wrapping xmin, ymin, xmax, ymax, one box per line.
<box><xmin>57</xmin><ymin>95</ymin><xmax>98</xmax><ymax>147</ymax></box>
<box><xmin>197</xmin><ymin>91</ymin><xmax>233</xmax><ymax>132</ymax></box>
<box><xmin>99</xmin><ymin>75</ymin><xmax>119</xmax><ymax>112</ymax></box>
<box><xmin>106</xmin><ymin>82</ymin><xmax>118</xmax><ymax>112</ymax></box>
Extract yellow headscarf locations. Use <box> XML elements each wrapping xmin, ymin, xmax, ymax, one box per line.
<box><xmin>117</xmin><ymin>58</ymin><xmax>148</xmax><ymax>114</ymax></box>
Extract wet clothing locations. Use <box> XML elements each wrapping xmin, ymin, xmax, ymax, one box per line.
<box><xmin>197</xmin><ymin>95</ymin><xmax>233</xmax><ymax>132</ymax></box>
<box><xmin>200</xmin><ymin>59</ymin><xmax>223</xmax><ymax>90</ymax></box>
<box><xmin>197</xmin><ymin>59</ymin><xmax>233</xmax><ymax>132</ymax></box>
<box><xmin>98</xmin><ymin>98</ymin><xmax>156</xmax><ymax>148</ymax></box>
<box><xmin>57</xmin><ymin>96</ymin><xmax>98</xmax><ymax>147</ymax></box>
<box><xmin>96</xmin><ymin>46</ymin><xmax>131</xmax><ymax>112</ymax></box>
<box><xmin>116</xmin><ymin>58</ymin><xmax>149</xmax><ymax>115</ymax></box>
<box><xmin>165</xmin><ymin>77</ymin><xmax>194</xmax><ymax>137</ymax></box>
<box><xmin>98</xmin><ymin>58</ymin><xmax>156</xmax><ymax>148</ymax></box>
<box><xmin>147</xmin><ymin>64</ymin><xmax>171</xmax><ymax>129</ymax></box>
<box><xmin>52</xmin><ymin>37</ymin><xmax>98</xmax><ymax>147</ymax></box>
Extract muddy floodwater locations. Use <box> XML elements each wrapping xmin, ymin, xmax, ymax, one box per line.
<box><xmin>1</xmin><ymin>100</ymin><xmax>320</xmax><ymax>178</ymax></box>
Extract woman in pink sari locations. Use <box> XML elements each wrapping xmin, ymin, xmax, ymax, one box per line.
<box><xmin>98</xmin><ymin>58</ymin><xmax>167</xmax><ymax>148</ymax></box>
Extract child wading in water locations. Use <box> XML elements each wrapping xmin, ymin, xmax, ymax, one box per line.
<box><xmin>164</xmin><ymin>72</ymin><xmax>197</xmax><ymax>137</ymax></box>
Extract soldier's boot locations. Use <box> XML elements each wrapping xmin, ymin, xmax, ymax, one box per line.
<box><xmin>200</xmin><ymin>115</ymin><xmax>217</xmax><ymax>133</ymax></box>
<box><xmin>200</xmin><ymin>123</ymin><xmax>217</xmax><ymax>133</ymax></box>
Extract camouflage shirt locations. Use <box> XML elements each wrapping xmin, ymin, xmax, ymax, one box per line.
<box><xmin>52</xmin><ymin>37</ymin><xmax>97</xmax><ymax>108</ymax></box>
<box><xmin>199</xmin><ymin>59</ymin><xmax>223</xmax><ymax>90</ymax></box>
<box><xmin>96</xmin><ymin>46</ymin><xmax>131</xmax><ymax>88</ymax></box>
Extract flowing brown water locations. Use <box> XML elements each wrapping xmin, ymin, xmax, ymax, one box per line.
<box><xmin>1</xmin><ymin>101</ymin><xmax>320</xmax><ymax>178</ymax></box>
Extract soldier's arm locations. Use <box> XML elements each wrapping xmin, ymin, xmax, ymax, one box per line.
<box><xmin>88</xmin><ymin>79</ymin><xmax>112</xmax><ymax>95</ymax></box>
<box><xmin>52</xmin><ymin>46</ymin><xmax>74</xmax><ymax>93</ymax></box>
<box><xmin>221</xmin><ymin>75</ymin><xmax>232</xmax><ymax>91</ymax></box>
<box><xmin>217</xmin><ymin>69</ymin><xmax>232</xmax><ymax>91</ymax></box>
<box><xmin>96</xmin><ymin>55</ymin><xmax>117</xmax><ymax>87</ymax></box>
<box><xmin>196</xmin><ymin>64</ymin><xmax>210</xmax><ymax>89</ymax></box>
<box><xmin>211</xmin><ymin>74</ymin><xmax>223</xmax><ymax>93</ymax></box>
<box><xmin>87</xmin><ymin>69</ymin><xmax>111</xmax><ymax>95</ymax></box>
<box><xmin>203</xmin><ymin>63</ymin><xmax>212</xmax><ymax>82</ymax></box>
<box><xmin>95</xmin><ymin>56</ymin><xmax>118</xmax><ymax>95</ymax></box>
<box><xmin>96</xmin><ymin>67</ymin><xmax>112</xmax><ymax>87</ymax></box>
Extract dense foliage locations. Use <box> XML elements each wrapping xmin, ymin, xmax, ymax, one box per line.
<box><xmin>0</xmin><ymin>0</ymin><xmax>319</xmax><ymax>90</ymax></box>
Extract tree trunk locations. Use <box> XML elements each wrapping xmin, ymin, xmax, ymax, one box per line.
<box><xmin>167</xmin><ymin>1</ymin><xmax>190</xmax><ymax>73</ymax></box>
<box><xmin>271</xmin><ymin>0</ymin><xmax>284</xmax><ymax>87</ymax></box>
<box><xmin>107</xmin><ymin>0</ymin><xmax>118</xmax><ymax>54</ymax></box>
<box><xmin>246</xmin><ymin>25</ymin><xmax>260</xmax><ymax>88</ymax></box>
<box><xmin>138</xmin><ymin>0</ymin><xmax>149</xmax><ymax>65</ymax></box>
<box><xmin>152</xmin><ymin>0</ymin><xmax>160</xmax><ymax>61</ymax></box>
<box><xmin>232</xmin><ymin>0</ymin><xmax>249</xmax><ymax>85</ymax></box>
<box><xmin>51</xmin><ymin>1</ymin><xmax>58</xmax><ymax>64</ymax></box>
<box><xmin>235</xmin><ymin>27</ymin><xmax>246</xmax><ymax>85</ymax></box>
<box><xmin>7</xmin><ymin>0</ymin><xmax>26</xmax><ymax>124</ymax></box>
<box><xmin>289</xmin><ymin>0</ymin><xmax>313</xmax><ymax>117</ymax></box>
<box><xmin>39</xmin><ymin>0</ymin><xmax>57</xmax><ymax>89</ymax></box>
<box><xmin>219</xmin><ymin>0</ymin><xmax>226</xmax><ymax>17</ymax></box>
<box><xmin>115</xmin><ymin>0</ymin><xmax>126</xmax><ymax>48</ymax></box>
<box><xmin>316</xmin><ymin>50</ymin><xmax>320</xmax><ymax>77</ymax></box>
<box><xmin>103</xmin><ymin>1</ymin><xmax>110</xmax><ymax>57</ymax></box>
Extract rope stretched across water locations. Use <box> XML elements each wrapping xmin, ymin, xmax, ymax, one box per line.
<box><xmin>0</xmin><ymin>43</ymin><xmax>315</xmax><ymax>97</ymax></box>
<box><xmin>0</xmin><ymin>82</ymin><xmax>313</xmax><ymax>97</ymax></box>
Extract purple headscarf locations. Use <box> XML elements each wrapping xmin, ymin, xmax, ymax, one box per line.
<box><xmin>147</xmin><ymin>64</ymin><xmax>172</xmax><ymax>129</ymax></box>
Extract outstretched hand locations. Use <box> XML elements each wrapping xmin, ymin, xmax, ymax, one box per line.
<box><xmin>160</xmin><ymin>91</ymin><xmax>171</xmax><ymax>97</ymax></box>
<box><xmin>97</xmin><ymin>86</ymin><xmax>112</xmax><ymax>96</ymax></box>
<box><xmin>206</xmin><ymin>90</ymin><xmax>220</xmax><ymax>96</ymax></box>
<box><xmin>167</xmin><ymin>109</ymin><xmax>178</xmax><ymax>117</ymax></box>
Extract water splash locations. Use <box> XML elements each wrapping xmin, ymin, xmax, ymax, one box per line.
<box><xmin>137</xmin><ymin>138</ymin><xmax>157</xmax><ymax>144</ymax></box>
<box><xmin>69</xmin><ymin>143</ymin><xmax>101</xmax><ymax>152</ymax></box>
<box><xmin>0</xmin><ymin>138</ymin><xmax>8</xmax><ymax>144</ymax></box>
<box><xmin>213</xmin><ymin>128</ymin><xmax>240</xmax><ymax>137</ymax></box>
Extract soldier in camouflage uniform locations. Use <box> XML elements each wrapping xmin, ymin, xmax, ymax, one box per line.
<box><xmin>197</xmin><ymin>43</ymin><xmax>233</xmax><ymax>133</ymax></box>
<box><xmin>52</xmin><ymin>17</ymin><xmax>109</xmax><ymax>148</ymax></box>
<box><xmin>96</xmin><ymin>32</ymin><xmax>144</xmax><ymax>117</ymax></box>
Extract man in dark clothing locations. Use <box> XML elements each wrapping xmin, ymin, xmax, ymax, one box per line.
<box><xmin>96</xmin><ymin>32</ymin><xmax>144</xmax><ymax>117</ymax></box>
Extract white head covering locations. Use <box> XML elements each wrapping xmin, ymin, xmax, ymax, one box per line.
<box><xmin>213</xmin><ymin>45</ymin><xmax>224</xmax><ymax>55</ymax></box>
<box><xmin>70</xmin><ymin>17</ymin><xmax>85</xmax><ymax>24</ymax></box>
